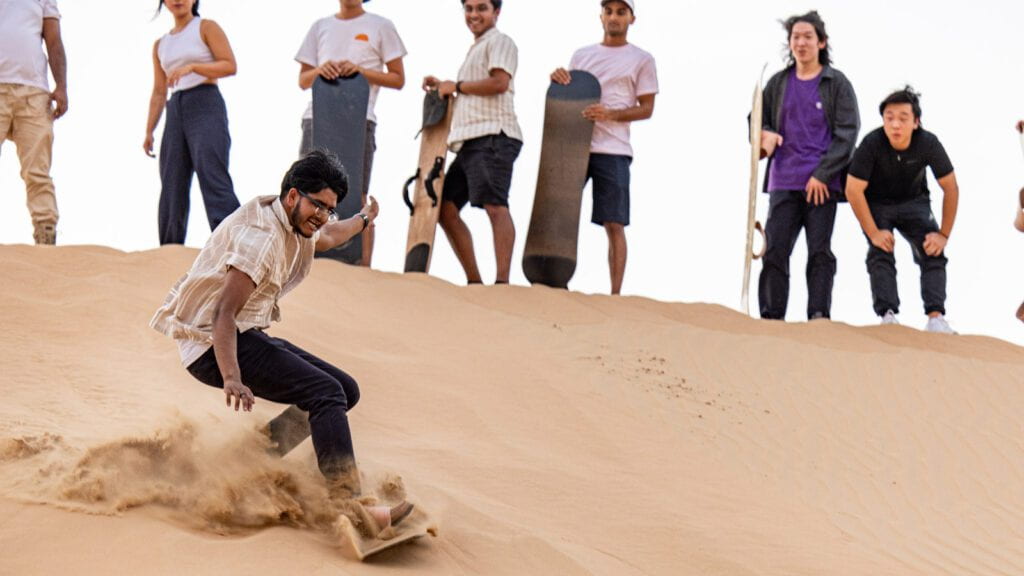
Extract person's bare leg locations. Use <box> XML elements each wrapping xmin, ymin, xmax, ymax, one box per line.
<box><xmin>360</xmin><ymin>193</ymin><xmax>374</xmax><ymax>267</ymax></box>
<box><xmin>604</xmin><ymin>223</ymin><xmax>627</xmax><ymax>295</ymax></box>
<box><xmin>485</xmin><ymin>204</ymin><xmax>515</xmax><ymax>283</ymax></box>
<box><xmin>439</xmin><ymin>201</ymin><xmax>482</xmax><ymax>283</ymax></box>
<box><xmin>368</xmin><ymin>501</ymin><xmax>415</xmax><ymax>530</ymax></box>
<box><xmin>1015</xmin><ymin>187</ymin><xmax>1024</xmax><ymax>233</ymax></box>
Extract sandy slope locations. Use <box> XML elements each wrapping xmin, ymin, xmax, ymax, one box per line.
<box><xmin>0</xmin><ymin>245</ymin><xmax>1022</xmax><ymax>575</ymax></box>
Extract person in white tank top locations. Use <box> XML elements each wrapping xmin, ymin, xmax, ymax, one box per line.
<box><xmin>143</xmin><ymin>0</ymin><xmax>241</xmax><ymax>245</ymax></box>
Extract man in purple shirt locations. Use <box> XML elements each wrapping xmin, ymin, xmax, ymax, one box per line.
<box><xmin>757</xmin><ymin>11</ymin><xmax>860</xmax><ymax>320</ymax></box>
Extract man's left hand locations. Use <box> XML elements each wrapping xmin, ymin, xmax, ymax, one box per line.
<box><xmin>923</xmin><ymin>232</ymin><xmax>947</xmax><ymax>257</ymax></box>
<box><xmin>805</xmin><ymin>177</ymin><xmax>830</xmax><ymax>206</ymax></box>
<box><xmin>582</xmin><ymin>104</ymin><xmax>616</xmax><ymax>122</ymax></box>
<box><xmin>50</xmin><ymin>86</ymin><xmax>68</xmax><ymax>120</ymax></box>
<box><xmin>361</xmin><ymin>195</ymin><xmax>379</xmax><ymax>225</ymax></box>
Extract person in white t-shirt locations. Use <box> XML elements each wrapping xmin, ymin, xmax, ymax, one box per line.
<box><xmin>551</xmin><ymin>0</ymin><xmax>657</xmax><ymax>295</ymax></box>
<box><xmin>0</xmin><ymin>0</ymin><xmax>68</xmax><ymax>245</ymax></box>
<box><xmin>296</xmin><ymin>0</ymin><xmax>407</xmax><ymax>268</ymax></box>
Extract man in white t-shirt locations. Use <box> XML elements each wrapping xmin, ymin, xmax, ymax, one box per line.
<box><xmin>296</xmin><ymin>0</ymin><xmax>407</xmax><ymax>267</ymax></box>
<box><xmin>551</xmin><ymin>0</ymin><xmax>657</xmax><ymax>295</ymax></box>
<box><xmin>422</xmin><ymin>0</ymin><xmax>523</xmax><ymax>285</ymax></box>
<box><xmin>0</xmin><ymin>0</ymin><xmax>69</xmax><ymax>245</ymax></box>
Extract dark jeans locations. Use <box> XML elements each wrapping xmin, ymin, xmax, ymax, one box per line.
<box><xmin>158</xmin><ymin>84</ymin><xmax>240</xmax><ymax>245</ymax></box>
<box><xmin>864</xmin><ymin>196</ymin><xmax>947</xmax><ymax>316</ymax></box>
<box><xmin>759</xmin><ymin>190</ymin><xmax>838</xmax><ymax>320</ymax></box>
<box><xmin>186</xmin><ymin>330</ymin><xmax>360</xmax><ymax>480</ymax></box>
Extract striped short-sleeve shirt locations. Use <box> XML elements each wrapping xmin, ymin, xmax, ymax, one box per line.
<box><xmin>150</xmin><ymin>196</ymin><xmax>318</xmax><ymax>366</ymax></box>
<box><xmin>448</xmin><ymin>27</ymin><xmax>523</xmax><ymax>150</ymax></box>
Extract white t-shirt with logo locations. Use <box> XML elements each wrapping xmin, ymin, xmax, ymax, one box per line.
<box><xmin>295</xmin><ymin>13</ymin><xmax>407</xmax><ymax>123</ymax></box>
<box><xmin>0</xmin><ymin>0</ymin><xmax>61</xmax><ymax>91</ymax></box>
<box><xmin>569</xmin><ymin>43</ymin><xmax>658</xmax><ymax>157</ymax></box>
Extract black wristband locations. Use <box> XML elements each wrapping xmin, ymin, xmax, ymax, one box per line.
<box><xmin>455</xmin><ymin>81</ymin><xmax>464</xmax><ymax>94</ymax></box>
<box><xmin>357</xmin><ymin>213</ymin><xmax>369</xmax><ymax>231</ymax></box>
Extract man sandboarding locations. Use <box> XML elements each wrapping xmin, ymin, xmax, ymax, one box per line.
<box><xmin>845</xmin><ymin>87</ymin><xmax>959</xmax><ymax>333</ymax></box>
<box><xmin>757</xmin><ymin>11</ymin><xmax>860</xmax><ymax>321</ymax></box>
<box><xmin>423</xmin><ymin>0</ymin><xmax>523</xmax><ymax>285</ymax></box>
<box><xmin>150</xmin><ymin>151</ymin><xmax>415</xmax><ymax>544</ymax></box>
<box><xmin>549</xmin><ymin>0</ymin><xmax>657</xmax><ymax>295</ymax></box>
<box><xmin>296</xmin><ymin>0</ymin><xmax>407</xmax><ymax>267</ymax></box>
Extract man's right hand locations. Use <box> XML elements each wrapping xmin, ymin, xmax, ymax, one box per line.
<box><xmin>422</xmin><ymin>75</ymin><xmax>440</xmax><ymax>91</ymax></box>
<box><xmin>143</xmin><ymin>133</ymin><xmax>155</xmax><ymax>158</ymax></box>
<box><xmin>760</xmin><ymin>130</ymin><xmax>783</xmax><ymax>159</ymax></box>
<box><xmin>550</xmin><ymin>68</ymin><xmax>571</xmax><ymax>85</ymax></box>
<box><xmin>223</xmin><ymin>377</ymin><xmax>254</xmax><ymax>412</ymax></box>
<box><xmin>869</xmin><ymin>229</ymin><xmax>895</xmax><ymax>253</ymax></box>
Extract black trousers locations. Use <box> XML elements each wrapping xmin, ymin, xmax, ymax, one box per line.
<box><xmin>187</xmin><ymin>330</ymin><xmax>360</xmax><ymax>480</ymax></box>
<box><xmin>759</xmin><ymin>190</ymin><xmax>838</xmax><ymax>320</ymax></box>
<box><xmin>864</xmin><ymin>196</ymin><xmax>947</xmax><ymax>317</ymax></box>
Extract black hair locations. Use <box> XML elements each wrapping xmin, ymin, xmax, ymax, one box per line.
<box><xmin>879</xmin><ymin>85</ymin><xmax>923</xmax><ymax>122</ymax></box>
<box><xmin>156</xmin><ymin>0</ymin><xmax>200</xmax><ymax>17</ymax></box>
<box><xmin>461</xmin><ymin>0</ymin><xmax>502</xmax><ymax>10</ymax></box>
<box><xmin>782</xmin><ymin>11</ymin><xmax>831</xmax><ymax>66</ymax></box>
<box><xmin>280</xmin><ymin>149</ymin><xmax>349</xmax><ymax>202</ymax></box>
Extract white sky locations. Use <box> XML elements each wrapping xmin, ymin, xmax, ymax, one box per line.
<box><xmin>2</xmin><ymin>0</ymin><xmax>1023</xmax><ymax>345</ymax></box>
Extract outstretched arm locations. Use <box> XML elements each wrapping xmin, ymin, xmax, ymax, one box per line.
<box><xmin>315</xmin><ymin>196</ymin><xmax>379</xmax><ymax>252</ymax></box>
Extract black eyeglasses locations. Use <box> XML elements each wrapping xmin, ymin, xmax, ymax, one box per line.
<box><xmin>296</xmin><ymin>189</ymin><xmax>338</xmax><ymax>221</ymax></box>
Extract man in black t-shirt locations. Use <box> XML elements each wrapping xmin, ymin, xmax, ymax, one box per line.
<box><xmin>845</xmin><ymin>86</ymin><xmax>959</xmax><ymax>333</ymax></box>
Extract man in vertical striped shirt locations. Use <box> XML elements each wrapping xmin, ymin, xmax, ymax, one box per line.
<box><xmin>423</xmin><ymin>0</ymin><xmax>523</xmax><ymax>285</ymax></box>
<box><xmin>151</xmin><ymin>151</ymin><xmax>413</xmax><ymax>530</ymax></box>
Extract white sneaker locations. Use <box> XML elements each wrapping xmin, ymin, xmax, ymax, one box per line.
<box><xmin>881</xmin><ymin>310</ymin><xmax>899</xmax><ymax>325</ymax></box>
<box><xmin>925</xmin><ymin>314</ymin><xmax>956</xmax><ymax>334</ymax></box>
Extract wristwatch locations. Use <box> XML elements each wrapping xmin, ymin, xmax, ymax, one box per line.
<box><xmin>357</xmin><ymin>212</ymin><xmax>369</xmax><ymax>231</ymax></box>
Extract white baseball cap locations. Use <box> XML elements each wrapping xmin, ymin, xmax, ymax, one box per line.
<box><xmin>601</xmin><ymin>0</ymin><xmax>635</xmax><ymax>13</ymax></box>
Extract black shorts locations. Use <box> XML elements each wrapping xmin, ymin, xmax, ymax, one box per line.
<box><xmin>586</xmin><ymin>153</ymin><xmax>631</xmax><ymax>226</ymax></box>
<box><xmin>443</xmin><ymin>132</ymin><xmax>523</xmax><ymax>209</ymax></box>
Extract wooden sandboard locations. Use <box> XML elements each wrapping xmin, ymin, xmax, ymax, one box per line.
<box><xmin>337</xmin><ymin>507</ymin><xmax>437</xmax><ymax>561</ymax></box>
<box><xmin>742</xmin><ymin>68</ymin><xmax>768</xmax><ymax>315</ymax></box>
<box><xmin>403</xmin><ymin>91</ymin><xmax>454</xmax><ymax>273</ymax></box>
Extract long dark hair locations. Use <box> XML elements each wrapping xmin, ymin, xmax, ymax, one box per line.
<box><xmin>156</xmin><ymin>0</ymin><xmax>200</xmax><ymax>17</ymax></box>
<box><xmin>781</xmin><ymin>11</ymin><xmax>831</xmax><ymax>67</ymax></box>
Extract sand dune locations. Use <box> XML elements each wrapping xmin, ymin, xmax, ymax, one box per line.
<box><xmin>1</xmin><ymin>244</ymin><xmax>1022</xmax><ymax>575</ymax></box>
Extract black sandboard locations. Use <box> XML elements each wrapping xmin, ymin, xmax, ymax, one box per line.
<box><xmin>312</xmin><ymin>74</ymin><xmax>370</xmax><ymax>264</ymax></box>
<box><xmin>403</xmin><ymin>91</ymin><xmax>453</xmax><ymax>273</ymax></box>
<box><xmin>264</xmin><ymin>405</ymin><xmax>311</xmax><ymax>457</ymax></box>
<box><xmin>522</xmin><ymin>70</ymin><xmax>600</xmax><ymax>289</ymax></box>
